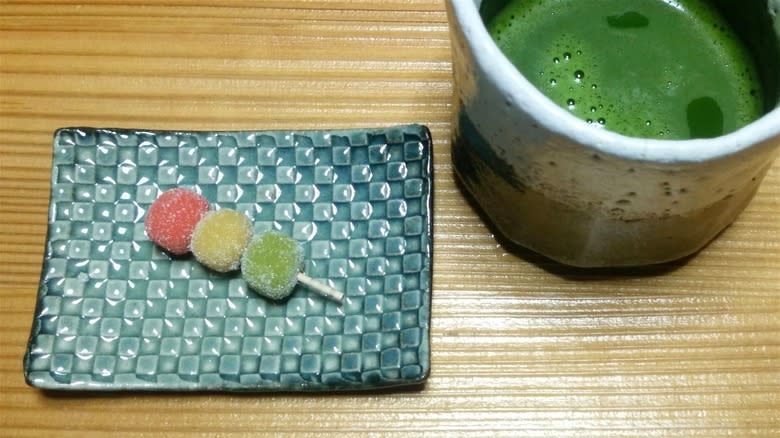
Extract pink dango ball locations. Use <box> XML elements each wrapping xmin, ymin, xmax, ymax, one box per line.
<box><xmin>144</xmin><ymin>188</ymin><xmax>210</xmax><ymax>255</ymax></box>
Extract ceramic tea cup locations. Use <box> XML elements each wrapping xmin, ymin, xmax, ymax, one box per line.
<box><xmin>446</xmin><ymin>0</ymin><xmax>780</xmax><ymax>267</ymax></box>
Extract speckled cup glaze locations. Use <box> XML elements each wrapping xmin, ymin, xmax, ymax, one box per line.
<box><xmin>446</xmin><ymin>0</ymin><xmax>780</xmax><ymax>267</ymax></box>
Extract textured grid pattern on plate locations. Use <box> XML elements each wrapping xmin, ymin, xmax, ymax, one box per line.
<box><xmin>25</xmin><ymin>126</ymin><xmax>432</xmax><ymax>391</ymax></box>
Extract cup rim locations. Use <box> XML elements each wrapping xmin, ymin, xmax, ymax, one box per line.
<box><xmin>449</xmin><ymin>0</ymin><xmax>780</xmax><ymax>164</ymax></box>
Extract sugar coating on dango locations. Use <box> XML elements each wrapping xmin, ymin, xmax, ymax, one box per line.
<box><xmin>190</xmin><ymin>209</ymin><xmax>253</xmax><ymax>272</ymax></box>
<box><xmin>241</xmin><ymin>231</ymin><xmax>304</xmax><ymax>300</ymax></box>
<box><xmin>144</xmin><ymin>188</ymin><xmax>210</xmax><ymax>255</ymax></box>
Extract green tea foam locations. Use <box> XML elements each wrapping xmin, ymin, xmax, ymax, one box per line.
<box><xmin>486</xmin><ymin>0</ymin><xmax>764</xmax><ymax>139</ymax></box>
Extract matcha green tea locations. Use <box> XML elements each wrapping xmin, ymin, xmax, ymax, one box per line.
<box><xmin>485</xmin><ymin>0</ymin><xmax>764</xmax><ymax>139</ymax></box>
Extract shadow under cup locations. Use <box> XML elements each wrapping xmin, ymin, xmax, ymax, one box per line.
<box><xmin>447</xmin><ymin>0</ymin><xmax>780</xmax><ymax>267</ymax></box>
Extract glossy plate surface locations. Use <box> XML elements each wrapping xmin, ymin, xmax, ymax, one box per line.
<box><xmin>24</xmin><ymin>125</ymin><xmax>432</xmax><ymax>391</ymax></box>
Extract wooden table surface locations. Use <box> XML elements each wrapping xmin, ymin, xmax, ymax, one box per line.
<box><xmin>1</xmin><ymin>1</ymin><xmax>778</xmax><ymax>436</ymax></box>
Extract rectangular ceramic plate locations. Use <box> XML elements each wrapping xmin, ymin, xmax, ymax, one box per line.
<box><xmin>24</xmin><ymin>125</ymin><xmax>432</xmax><ymax>391</ymax></box>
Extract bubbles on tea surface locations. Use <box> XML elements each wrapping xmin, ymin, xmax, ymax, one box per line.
<box><xmin>597</xmin><ymin>118</ymin><xmax>606</xmax><ymax>125</ymax></box>
<box><xmin>534</xmin><ymin>36</ymin><xmax>609</xmax><ymax>128</ymax></box>
<box><xmin>486</xmin><ymin>0</ymin><xmax>765</xmax><ymax>140</ymax></box>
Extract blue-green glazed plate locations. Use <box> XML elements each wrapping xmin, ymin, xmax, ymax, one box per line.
<box><xmin>24</xmin><ymin>125</ymin><xmax>432</xmax><ymax>391</ymax></box>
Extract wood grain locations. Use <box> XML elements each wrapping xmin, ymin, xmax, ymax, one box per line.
<box><xmin>1</xmin><ymin>1</ymin><xmax>778</xmax><ymax>436</ymax></box>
